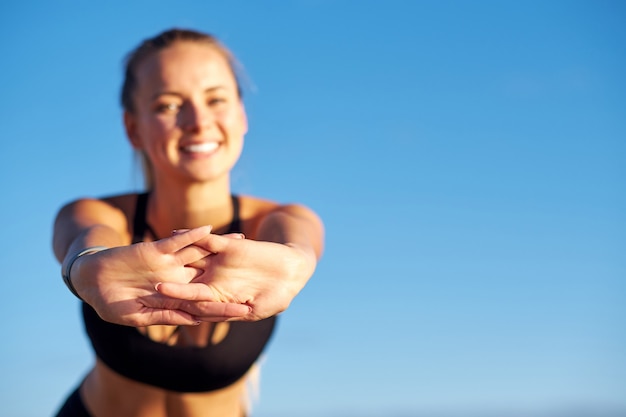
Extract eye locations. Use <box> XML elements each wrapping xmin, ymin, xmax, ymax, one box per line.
<box><xmin>156</xmin><ymin>102</ymin><xmax>181</xmax><ymax>113</ymax></box>
<box><xmin>207</xmin><ymin>97</ymin><xmax>227</xmax><ymax>107</ymax></box>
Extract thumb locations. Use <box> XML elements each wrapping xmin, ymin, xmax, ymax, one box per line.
<box><xmin>155</xmin><ymin>281</ymin><xmax>223</xmax><ymax>302</ymax></box>
<box><xmin>154</xmin><ymin>225</ymin><xmax>213</xmax><ymax>253</ymax></box>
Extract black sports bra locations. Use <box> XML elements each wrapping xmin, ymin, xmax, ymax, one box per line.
<box><xmin>82</xmin><ymin>192</ymin><xmax>277</xmax><ymax>392</ymax></box>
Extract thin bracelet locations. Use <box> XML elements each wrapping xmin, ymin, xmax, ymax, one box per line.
<box><xmin>61</xmin><ymin>246</ymin><xmax>108</xmax><ymax>300</ymax></box>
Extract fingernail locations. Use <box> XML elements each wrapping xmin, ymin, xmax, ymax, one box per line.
<box><xmin>236</xmin><ymin>233</ymin><xmax>245</xmax><ymax>239</ymax></box>
<box><xmin>155</xmin><ymin>282</ymin><xmax>162</xmax><ymax>291</ymax></box>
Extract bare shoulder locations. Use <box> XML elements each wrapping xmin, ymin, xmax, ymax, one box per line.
<box><xmin>238</xmin><ymin>195</ymin><xmax>279</xmax><ymax>217</ymax></box>
<box><xmin>238</xmin><ymin>194</ymin><xmax>323</xmax><ymax>232</ymax></box>
<box><xmin>238</xmin><ymin>194</ymin><xmax>320</xmax><ymax>217</ymax></box>
<box><xmin>55</xmin><ymin>192</ymin><xmax>140</xmax><ymax>235</ymax></box>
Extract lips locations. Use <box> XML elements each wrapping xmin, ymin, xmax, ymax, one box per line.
<box><xmin>181</xmin><ymin>141</ymin><xmax>219</xmax><ymax>154</ymax></box>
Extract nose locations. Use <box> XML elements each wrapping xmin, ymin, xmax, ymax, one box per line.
<box><xmin>179</xmin><ymin>101</ymin><xmax>213</xmax><ymax>132</ymax></box>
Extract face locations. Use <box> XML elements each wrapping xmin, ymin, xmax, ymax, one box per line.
<box><xmin>125</xmin><ymin>41</ymin><xmax>247</xmax><ymax>186</ymax></box>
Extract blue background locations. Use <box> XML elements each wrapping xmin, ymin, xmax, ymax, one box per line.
<box><xmin>1</xmin><ymin>1</ymin><xmax>624</xmax><ymax>416</ymax></box>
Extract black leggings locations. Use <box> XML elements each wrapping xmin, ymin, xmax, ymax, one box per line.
<box><xmin>54</xmin><ymin>387</ymin><xmax>91</xmax><ymax>417</ymax></box>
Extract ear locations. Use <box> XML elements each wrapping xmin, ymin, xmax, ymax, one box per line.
<box><xmin>124</xmin><ymin>111</ymin><xmax>142</xmax><ymax>149</ymax></box>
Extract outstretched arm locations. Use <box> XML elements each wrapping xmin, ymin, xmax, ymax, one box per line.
<box><xmin>53</xmin><ymin>199</ymin><xmax>250</xmax><ymax>326</ymax></box>
<box><xmin>155</xmin><ymin>204</ymin><xmax>325</xmax><ymax>321</ymax></box>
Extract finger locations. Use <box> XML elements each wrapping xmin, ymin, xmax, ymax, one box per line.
<box><xmin>176</xmin><ymin>233</ymin><xmax>242</xmax><ymax>265</ymax></box>
<box><xmin>185</xmin><ymin>302</ymin><xmax>251</xmax><ymax>320</ymax></box>
<box><xmin>176</xmin><ymin>244</ymin><xmax>212</xmax><ymax>266</ymax></box>
<box><xmin>155</xmin><ymin>281</ymin><xmax>220</xmax><ymax>301</ymax></box>
<box><xmin>183</xmin><ymin>265</ymin><xmax>204</xmax><ymax>281</ymax></box>
<box><xmin>154</xmin><ymin>225</ymin><xmax>213</xmax><ymax>253</ymax></box>
<box><xmin>196</xmin><ymin>316</ymin><xmax>240</xmax><ymax>322</ymax></box>
<box><xmin>156</xmin><ymin>295</ymin><xmax>250</xmax><ymax>320</ymax></box>
<box><xmin>222</xmin><ymin>233</ymin><xmax>245</xmax><ymax>239</ymax></box>
<box><xmin>139</xmin><ymin>308</ymin><xmax>201</xmax><ymax>326</ymax></box>
<box><xmin>125</xmin><ymin>297</ymin><xmax>202</xmax><ymax>326</ymax></box>
<box><xmin>184</xmin><ymin>233</ymin><xmax>232</xmax><ymax>254</ymax></box>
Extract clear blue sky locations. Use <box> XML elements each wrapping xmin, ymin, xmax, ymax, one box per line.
<box><xmin>1</xmin><ymin>1</ymin><xmax>624</xmax><ymax>416</ymax></box>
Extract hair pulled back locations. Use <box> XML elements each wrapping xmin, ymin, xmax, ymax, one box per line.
<box><xmin>121</xmin><ymin>28</ymin><xmax>242</xmax><ymax>113</ymax></box>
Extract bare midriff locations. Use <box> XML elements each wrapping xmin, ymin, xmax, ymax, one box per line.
<box><xmin>81</xmin><ymin>358</ymin><xmax>247</xmax><ymax>417</ymax></box>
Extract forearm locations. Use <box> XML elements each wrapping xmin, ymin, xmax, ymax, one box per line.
<box><xmin>254</xmin><ymin>204</ymin><xmax>324</xmax><ymax>298</ymax></box>
<box><xmin>255</xmin><ymin>204</ymin><xmax>324</xmax><ymax>260</ymax></box>
<box><xmin>56</xmin><ymin>224</ymin><xmax>127</xmax><ymax>303</ymax></box>
<box><xmin>52</xmin><ymin>199</ymin><xmax>129</xmax><ymax>302</ymax></box>
<box><xmin>52</xmin><ymin>199</ymin><xmax>128</xmax><ymax>263</ymax></box>
<box><xmin>59</xmin><ymin>224</ymin><xmax>124</xmax><ymax>260</ymax></box>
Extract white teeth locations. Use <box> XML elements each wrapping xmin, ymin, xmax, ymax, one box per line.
<box><xmin>183</xmin><ymin>142</ymin><xmax>219</xmax><ymax>153</ymax></box>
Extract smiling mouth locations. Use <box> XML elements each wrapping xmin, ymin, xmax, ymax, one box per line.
<box><xmin>181</xmin><ymin>142</ymin><xmax>219</xmax><ymax>154</ymax></box>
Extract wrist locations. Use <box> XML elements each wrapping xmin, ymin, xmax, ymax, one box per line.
<box><xmin>283</xmin><ymin>242</ymin><xmax>317</xmax><ymax>290</ymax></box>
<box><xmin>61</xmin><ymin>246</ymin><xmax>108</xmax><ymax>300</ymax></box>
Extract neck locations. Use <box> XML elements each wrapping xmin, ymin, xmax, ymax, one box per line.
<box><xmin>147</xmin><ymin>176</ymin><xmax>234</xmax><ymax>237</ymax></box>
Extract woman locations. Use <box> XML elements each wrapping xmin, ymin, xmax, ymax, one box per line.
<box><xmin>52</xmin><ymin>28</ymin><xmax>324</xmax><ymax>417</ymax></box>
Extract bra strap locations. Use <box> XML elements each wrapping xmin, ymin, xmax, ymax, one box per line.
<box><xmin>228</xmin><ymin>195</ymin><xmax>242</xmax><ymax>234</ymax></box>
<box><xmin>132</xmin><ymin>192</ymin><xmax>150</xmax><ymax>243</ymax></box>
<box><xmin>134</xmin><ymin>193</ymin><xmax>241</xmax><ymax>241</ymax></box>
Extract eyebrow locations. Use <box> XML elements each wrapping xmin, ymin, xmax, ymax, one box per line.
<box><xmin>151</xmin><ymin>86</ymin><xmax>227</xmax><ymax>100</ymax></box>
